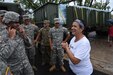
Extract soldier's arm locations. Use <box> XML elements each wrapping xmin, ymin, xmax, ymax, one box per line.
<box><xmin>23</xmin><ymin>36</ymin><xmax>32</xmax><ymax>47</ymax></box>
<box><xmin>0</xmin><ymin>28</ymin><xmax>18</xmax><ymax>59</ymax></box>
<box><xmin>0</xmin><ymin>38</ymin><xmax>17</xmax><ymax>60</ymax></box>
<box><xmin>35</xmin><ymin>32</ymin><xmax>40</xmax><ymax>42</ymax></box>
<box><xmin>34</xmin><ymin>25</ymin><xmax>39</xmax><ymax>33</ymax></box>
<box><xmin>63</xmin><ymin>28</ymin><xmax>70</xmax><ymax>43</ymax></box>
<box><xmin>18</xmin><ymin>26</ymin><xmax>32</xmax><ymax>47</ymax></box>
<box><xmin>35</xmin><ymin>28</ymin><xmax>42</xmax><ymax>42</ymax></box>
<box><xmin>48</xmin><ymin>28</ymin><xmax>53</xmax><ymax>50</ymax></box>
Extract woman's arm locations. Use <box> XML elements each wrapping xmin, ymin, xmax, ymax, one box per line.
<box><xmin>61</xmin><ymin>42</ymin><xmax>80</xmax><ymax>64</ymax></box>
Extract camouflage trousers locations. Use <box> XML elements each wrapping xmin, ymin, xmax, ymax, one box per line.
<box><xmin>26</xmin><ymin>46</ymin><xmax>36</xmax><ymax>66</ymax></box>
<box><xmin>51</xmin><ymin>46</ymin><xmax>64</xmax><ymax>66</ymax></box>
<box><xmin>11</xmin><ymin>60</ymin><xmax>34</xmax><ymax>75</ymax></box>
<box><xmin>40</xmin><ymin>45</ymin><xmax>51</xmax><ymax>64</ymax></box>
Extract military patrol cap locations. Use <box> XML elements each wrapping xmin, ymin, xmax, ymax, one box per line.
<box><xmin>2</xmin><ymin>11</ymin><xmax>20</xmax><ymax>24</ymax></box>
<box><xmin>0</xmin><ymin>10</ymin><xmax>7</xmax><ymax>16</ymax></box>
<box><xmin>23</xmin><ymin>14</ymin><xmax>30</xmax><ymax>20</ymax></box>
<box><xmin>43</xmin><ymin>20</ymin><xmax>50</xmax><ymax>23</ymax></box>
<box><xmin>54</xmin><ymin>18</ymin><xmax>60</xmax><ymax>24</ymax></box>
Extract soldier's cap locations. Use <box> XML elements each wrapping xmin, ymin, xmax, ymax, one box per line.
<box><xmin>43</xmin><ymin>20</ymin><xmax>50</xmax><ymax>23</ymax></box>
<box><xmin>54</xmin><ymin>18</ymin><xmax>60</xmax><ymax>24</ymax></box>
<box><xmin>23</xmin><ymin>14</ymin><xmax>30</xmax><ymax>20</ymax></box>
<box><xmin>0</xmin><ymin>10</ymin><xmax>7</xmax><ymax>16</ymax></box>
<box><xmin>74</xmin><ymin>19</ymin><xmax>84</xmax><ymax>29</ymax></box>
<box><xmin>2</xmin><ymin>11</ymin><xmax>20</xmax><ymax>24</ymax></box>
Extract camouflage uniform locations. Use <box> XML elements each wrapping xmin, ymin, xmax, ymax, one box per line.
<box><xmin>39</xmin><ymin>27</ymin><xmax>51</xmax><ymax>65</ymax></box>
<box><xmin>0</xmin><ymin>10</ymin><xmax>12</xmax><ymax>75</ymax></box>
<box><xmin>0</xmin><ymin>60</ymin><xmax>13</xmax><ymax>75</ymax></box>
<box><xmin>0</xmin><ymin>11</ymin><xmax>34</xmax><ymax>75</ymax></box>
<box><xmin>0</xmin><ymin>24</ymin><xmax>7</xmax><ymax>40</ymax></box>
<box><xmin>0</xmin><ymin>10</ymin><xmax>7</xmax><ymax>17</ymax></box>
<box><xmin>21</xmin><ymin>15</ymin><xmax>39</xmax><ymax>66</ymax></box>
<box><xmin>49</xmin><ymin>26</ymin><xmax>69</xmax><ymax>66</ymax></box>
<box><xmin>0</xmin><ymin>10</ymin><xmax>7</xmax><ymax>40</ymax></box>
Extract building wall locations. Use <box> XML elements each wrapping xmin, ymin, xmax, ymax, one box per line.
<box><xmin>34</xmin><ymin>3</ymin><xmax>58</xmax><ymax>27</ymax></box>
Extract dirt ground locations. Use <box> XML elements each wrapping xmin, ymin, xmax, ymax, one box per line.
<box><xmin>90</xmin><ymin>37</ymin><xmax>113</xmax><ymax>75</ymax></box>
<box><xmin>35</xmin><ymin>36</ymin><xmax>113</xmax><ymax>75</ymax></box>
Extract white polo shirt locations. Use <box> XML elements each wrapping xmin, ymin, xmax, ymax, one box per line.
<box><xmin>69</xmin><ymin>36</ymin><xmax>93</xmax><ymax>75</ymax></box>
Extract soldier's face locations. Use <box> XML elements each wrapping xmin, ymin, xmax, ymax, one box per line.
<box><xmin>24</xmin><ymin>19</ymin><xmax>30</xmax><ymax>25</ymax></box>
<box><xmin>54</xmin><ymin>22</ymin><xmax>60</xmax><ymax>28</ymax></box>
<box><xmin>43</xmin><ymin>22</ymin><xmax>49</xmax><ymax>27</ymax></box>
<box><xmin>8</xmin><ymin>21</ymin><xmax>20</xmax><ymax>29</ymax></box>
<box><xmin>0</xmin><ymin>15</ymin><xmax>4</xmax><ymax>21</ymax></box>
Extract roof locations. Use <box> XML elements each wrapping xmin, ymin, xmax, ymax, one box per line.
<box><xmin>34</xmin><ymin>2</ymin><xmax>58</xmax><ymax>12</ymax></box>
<box><xmin>0</xmin><ymin>2</ymin><xmax>20</xmax><ymax>6</ymax></box>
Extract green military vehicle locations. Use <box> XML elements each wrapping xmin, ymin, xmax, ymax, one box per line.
<box><xmin>0</xmin><ymin>2</ymin><xmax>24</xmax><ymax>15</ymax></box>
<box><xmin>0</xmin><ymin>2</ymin><xmax>24</xmax><ymax>23</ymax></box>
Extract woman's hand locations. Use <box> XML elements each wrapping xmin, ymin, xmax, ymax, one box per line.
<box><xmin>61</xmin><ymin>42</ymin><xmax>69</xmax><ymax>51</ymax></box>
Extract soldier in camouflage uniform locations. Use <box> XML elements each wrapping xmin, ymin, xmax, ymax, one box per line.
<box><xmin>49</xmin><ymin>18</ymin><xmax>70</xmax><ymax>72</ymax></box>
<box><xmin>0</xmin><ymin>60</ymin><xmax>13</xmax><ymax>75</ymax></box>
<box><xmin>0</xmin><ymin>11</ymin><xmax>34</xmax><ymax>75</ymax></box>
<box><xmin>0</xmin><ymin>10</ymin><xmax>7</xmax><ymax>40</ymax></box>
<box><xmin>0</xmin><ymin>10</ymin><xmax>13</xmax><ymax>75</ymax></box>
<box><xmin>35</xmin><ymin>20</ymin><xmax>51</xmax><ymax>66</ymax></box>
<box><xmin>21</xmin><ymin>14</ymin><xmax>39</xmax><ymax>70</ymax></box>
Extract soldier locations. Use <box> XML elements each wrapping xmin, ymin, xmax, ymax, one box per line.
<box><xmin>0</xmin><ymin>10</ymin><xmax>13</xmax><ymax>75</ymax></box>
<box><xmin>0</xmin><ymin>11</ymin><xmax>34</xmax><ymax>75</ymax></box>
<box><xmin>21</xmin><ymin>14</ymin><xmax>39</xmax><ymax>70</ymax></box>
<box><xmin>0</xmin><ymin>61</ymin><xmax>13</xmax><ymax>75</ymax></box>
<box><xmin>0</xmin><ymin>10</ymin><xmax>7</xmax><ymax>38</ymax></box>
<box><xmin>35</xmin><ymin>20</ymin><xmax>51</xmax><ymax>66</ymax></box>
<box><xmin>49</xmin><ymin>18</ymin><xmax>70</xmax><ymax>72</ymax></box>
<box><xmin>0</xmin><ymin>10</ymin><xmax>7</xmax><ymax>24</ymax></box>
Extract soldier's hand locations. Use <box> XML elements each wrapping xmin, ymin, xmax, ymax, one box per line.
<box><xmin>18</xmin><ymin>26</ymin><xmax>27</xmax><ymax>38</ymax></box>
<box><xmin>50</xmin><ymin>45</ymin><xmax>53</xmax><ymax>50</ymax></box>
<box><xmin>8</xmin><ymin>27</ymin><xmax>16</xmax><ymax>39</ymax></box>
<box><xmin>33</xmin><ymin>40</ymin><xmax>37</xmax><ymax>44</ymax></box>
<box><xmin>18</xmin><ymin>26</ymin><xmax>25</xmax><ymax>34</ymax></box>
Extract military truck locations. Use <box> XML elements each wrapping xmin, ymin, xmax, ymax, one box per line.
<box><xmin>0</xmin><ymin>2</ymin><xmax>24</xmax><ymax>23</ymax></box>
<box><xmin>0</xmin><ymin>2</ymin><xmax>24</xmax><ymax>15</ymax></box>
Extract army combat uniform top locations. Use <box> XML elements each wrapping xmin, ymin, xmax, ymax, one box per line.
<box><xmin>0</xmin><ymin>29</ymin><xmax>34</xmax><ymax>75</ymax></box>
<box><xmin>21</xmin><ymin>24</ymin><xmax>39</xmax><ymax>59</ymax></box>
<box><xmin>49</xmin><ymin>26</ymin><xmax>69</xmax><ymax>65</ymax></box>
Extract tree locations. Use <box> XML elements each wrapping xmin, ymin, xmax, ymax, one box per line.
<box><xmin>15</xmin><ymin>0</ymin><xmax>110</xmax><ymax>11</ymax></box>
<box><xmin>76</xmin><ymin>0</ymin><xmax>83</xmax><ymax>6</ymax></box>
<box><xmin>92</xmin><ymin>0</ymin><xmax>110</xmax><ymax>10</ymax></box>
<box><xmin>15</xmin><ymin>0</ymin><xmax>74</xmax><ymax>10</ymax></box>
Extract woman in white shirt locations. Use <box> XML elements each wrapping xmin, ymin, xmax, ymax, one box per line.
<box><xmin>62</xmin><ymin>19</ymin><xmax>93</xmax><ymax>75</ymax></box>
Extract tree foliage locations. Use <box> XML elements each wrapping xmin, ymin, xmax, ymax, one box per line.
<box><xmin>14</xmin><ymin>0</ymin><xmax>73</xmax><ymax>10</ymax></box>
<box><xmin>14</xmin><ymin>0</ymin><xmax>110</xmax><ymax>11</ymax></box>
<box><xmin>92</xmin><ymin>0</ymin><xmax>110</xmax><ymax>10</ymax></box>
